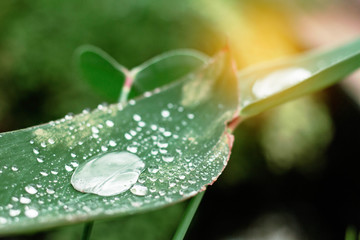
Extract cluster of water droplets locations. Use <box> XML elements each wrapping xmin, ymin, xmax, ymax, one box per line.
<box><xmin>0</xmin><ymin>96</ymin><xmax>229</xmax><ymax>227</ymax></box>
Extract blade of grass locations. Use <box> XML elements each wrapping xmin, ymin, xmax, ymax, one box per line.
<box><xmin>172</xmin><ymin>191</ymin><xmax>205</xmax><ymax>240</ymax></box>
<box><xmin>82</xmin><ymin>222</ymin><xmax>94</xmax><ymax>240</ymax></box>
<box><xmin>345</xmin><ymin>226</ymin><xmax>357</xmax><ymax>240</ymax></box>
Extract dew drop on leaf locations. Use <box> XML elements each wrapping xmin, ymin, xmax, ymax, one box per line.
<box><xmin>9</xmin><ymin>209</ymin><xmax>21</xmax><ymax>217</ymax></box>
<box><xmin>161</xmin><ymin>110</ymin><xmax>170</xmax><ymax>118</ymax></box>
<box><xmin>71</xmin><ymin>151</ymin><xmax>145</xmax><ymax>196</ymax></box>
<box><xmin>162</xmin><ymin>154</ymin><xmax>174</xmax><ymax>163</ymax></box>
<box><xmin>130</xmin><ymin>184</ymin><xmax>148</xmax><ymax>196</ymax></box>
<box><xmin>20</xmin><ymin>197</ymin><xmax>31</xmax><ymax>204</ymax></box>
<box><xmin>252</xmin><ymin>67</ymin><xmax>311</xmax><ymax>99</ymax></box>
<box><xmin>107</xmin><ymin>140</ymin><xmax>116</xmax><ymax>147</ymax></box>
<box><xmin>127</xmin><ymin>145</ymin><xmax>138</xmax><ymax>153</ymax></box>
<box><xmin>0</xmin><ymin>217</ymin><xmax>7</xmax><ymax>224</ymax></box>
<box><xmin>105</xmin><ymin>120</ymin><xmax>114</xmax><ymax>127</ymax></box>
<box><xmin>65</xmin><ymin>165</ymin><xmax>73</xmax><ymax>172</ymax></box>
<box><xmin>25</xmin><ymin>209</ymin><xmax>38</xmax><ymax>218</ymax></box>
<box><xmin>24</xmin><ymin>185</ymin><xmax>38</xmax><ymax>195</ymax></box>
<box><xmin>46</xmin><ymin>189</ymin><xmax>55</xmax><ymax>194</ymax></box>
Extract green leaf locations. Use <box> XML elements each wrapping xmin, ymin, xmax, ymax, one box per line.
<box><xmin>76</xmin><ymin>45</ymin><xmax>127</xmax><ymax>102</ymax></box>
<box><xmin>128</xmin><ymin>49</ymin><xmax>208</xmax><ymax>99</ymax></box>
<box><xmin>0</xmin><ymin>51</ymin><xmax>238</xmax><ymax>235</ymax></box>
<box><xmin>238</xmin><ymin>38</ymin><xmax>360</xmax><ymax>117</ymax></box>
<box><xmin>77</xmin><ymin>46</ymin><xmax>208</xmax><ymax>103</ymax></box>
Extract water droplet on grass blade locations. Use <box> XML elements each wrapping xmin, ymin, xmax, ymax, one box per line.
<box><xmin>252</xmin><ymin>67</ymin><xmax>311</xmax><ymax>99</ymax></box>
<box><xmin>71</xmin><ymin>151</ymin><xmax>145</xmax><ymax>196</ymax></box>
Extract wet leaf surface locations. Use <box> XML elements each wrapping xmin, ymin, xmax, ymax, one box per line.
<box><xmin>0</xmin><ymin>51</ymin><xmax>238</xmax><ymax>235</ymax></box>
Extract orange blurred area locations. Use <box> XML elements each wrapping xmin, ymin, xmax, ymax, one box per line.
<box><xmin>193</xmin><ymin>1</ymin><xmax>299</xmax><ymax>67</ymax></box>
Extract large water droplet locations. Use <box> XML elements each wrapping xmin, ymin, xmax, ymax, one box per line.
<box><xmin>252</xmin><ymin>67</ymin><xmax>311</xmax><ymax>99</ymax></box>
<box><xmin>71</xmin><ymin>151</ymin><xmax>145</xmax><ymax>196</ymax></box>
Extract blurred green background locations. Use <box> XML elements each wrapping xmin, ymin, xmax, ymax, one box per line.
<box><xmin>1</xmin><ymin>0</ymin><xmax>360</xmax><ymax>239</ymax></box>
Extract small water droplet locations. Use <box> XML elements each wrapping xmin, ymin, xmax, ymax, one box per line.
<box><xmin>138</xmin><ymin>121</ymin><xmax>146</xmax><ymax>127</ymax></box>
<box><xmin>71</xmin><ymin>161</ymin><xmax>79</xmax><ymax>167</ymax></box>
<box><xmin>157</xmin><ymin>142</ymin><xmax>168</xmax><ymax>148</ymax></box>
<box><xmin>101</xmin><ymin>146</ymin><xmax>108</xmax><ymax>152</ymax></box>
<box><xmin>91</xmin><ymin>126</ymin><xmax>99</xmax><ymax>134</ymax></box>
<box><xmin>127</xmin><ymin>145</ymin><xmax>138</xmax><ymax>154</ymax></box>
<box><xmin>48</xmin><ymin>138</ymin><xmax>55</xmax><ymax>144</ymax></box>
<box><xmin>133</xmin><ymin>114</ymin><xmax>141</xmax><ymax>122</ymax></box>
<box><xmin>20</xmin><ymin>197</ymin><xmax>31</xmax><ymax>204</ymax></box>
<box><xmin>0</xmin><ymin>217</ymin><xmax>7</xmax><ymax>224</ymax></box>
<box><xmin>25</xmin><ymin>185</ymin><xmax>38</xmax><ymax>195</ymax></box>
<box><xmin>106</xmin><ymin>120</ymin><xmax>114</xmax><ymax>127</ymax></box>
<box><xmin>65</xmin><ymin>113</ymin><xmax>74</xmax><ymax>120</ymax></box>
<box><xmin>159</xmin><ymin>148</ymin><xmax>168</xmax><ymax>154</ymax></box>
<box><xmin>161</xmin><ymin>110</ymin><xmax>170</xmax><ymax>118</ymax></box>
<box><xmin>124</xmin><ymin>133</ymin><xmax>132</xmax><ymax>140</ymax></box>
<box><xmin>109</xmin><ymin>140</ymin><xmax>117</xmax><ymax>147</ymax></box>
<box><xmin>40</xmin><ymin>142</ymin><xmax>47</xmax><ymax>148</ymax></box>
<box><xmin>71</xmin><ymin>153</ymin><xmax>77</xmax><ymax>158</ymax></box>
<box><xmin>150</xmin><ymin>148</ymin><xmax>158</xmax><ymax>155</ymax></box>
<box><xmin>187</xmin><ymin>113</ymin><xmax>195</xmax><ymax>119</ymax></box>
<box><xmin>163</xmin><ymin>131</ymin><xmax>172</xmax><ymax>137</ymax></box>
<box><xmin>9</xmin><ymin>209</ymin><xmax>21</xmax><ymax>217</ymax></box>
<box><xmin>130</xmin><ymin>184</ymin><xmax>148</xmax><ymax>196</ymax></box>
<box><xmin>46</xmin><ymin>188</ymin><xmax>55</xmax><ymax>194</ymax></box>
<box><xmin>71</xmin><ymin>151</ymin><xmax>145</xmax><ymax>196</ymax></box>
<box><xmin>148</xmin><ymin>164</ymin><xmax>159</xmax><ymax>173</ymax></box>
<box><xmin>162</xmin><ymin>154</ymin><xmax>174</xmax><ymax>163</ymax></box>
<box><xmin>25</xmin><ymin>208</ymin><xmax>38</xmax><ymax>218</ymax></box>
<box><xmin>37</xmin><ymin>157</ymin><xmax>44</xmax><ymax>163</ymax></box>
<box><xmin>65</xmin><ymin>165</ymin><xmax>74</xmax><ymax>172</ymax></box>
<box><xmin>33</xmin><ymin>148</ymin><xmax>39</xmax><ymax>155</ymax></box>
<box><xmin>11</xmin><ymin>166</ymin><xmax>18</xmax><ymax>172</ymax></box>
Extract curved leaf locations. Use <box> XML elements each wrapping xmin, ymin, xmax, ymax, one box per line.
<box><xmin>128</xmin><ymin>49</ymin><xmax>209</xmax><ymax>99</ymax></box>
<box><xmin>238</xmin><ymin>38</ymin><xmax>360</xmax><ymax>117</ymax></box>
<box><xmin>77</xmin><ymin>46</ymin><xmax>209</xmax><ymax>103</ymax></box>
<box><xmin>0</xmin><ymin>51</ymin><xmax>238</xmax><ymax>235</ymax></box>
<box><xmin>76</xmin><ymin>45</ymin><xmax>127</xmax><ymax>102</ymax></box>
